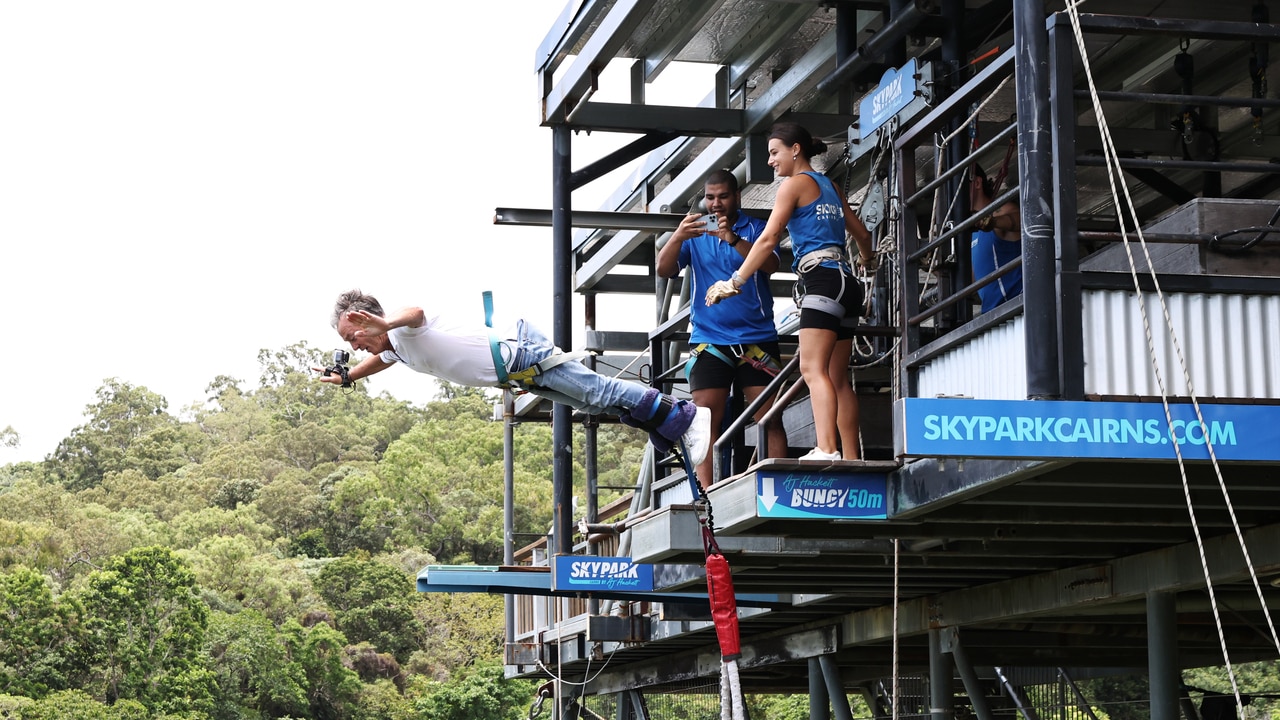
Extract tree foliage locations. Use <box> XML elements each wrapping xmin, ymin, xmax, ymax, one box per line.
<box><xmin>0</xmin><ymin>340</ymin><xmax>655</xmax><ymax>718</ymax></box>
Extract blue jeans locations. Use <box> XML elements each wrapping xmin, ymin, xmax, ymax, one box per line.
<box><xmin>510</xmin><ymin>320</ymin><xmax>649</xmax><ymax>415</ymax></box>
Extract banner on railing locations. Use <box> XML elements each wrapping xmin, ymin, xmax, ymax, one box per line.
<box><xmin>896</xmin><ymin>397</ymin><xmax>1280</xmax><ymax>461</ymax></box>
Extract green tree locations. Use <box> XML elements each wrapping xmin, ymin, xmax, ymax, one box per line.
<box><xmin>314</xmin><ymin>556</ymin><xmax>425</xmax><ymax>662</ymax></box>
<box><xmin>412</xmin><ymin>663</ymin><xmax>533</xmax><ymax>720</ymax></box>
<box><xmin>0</xmin><ymin>567</ymin><xmax>85</xmax><ymax>698</ymax></box>
<box><xmin>205</xmin><ymin>610</ymin><xmax>308</xmax><ymax>719</ymax></box>
<box><xmin>283</xmin><ymin>619</ymin><xmax>362</xmax><ymax>720</ymax></box>
<box><xmin>409</xmin><ymin>592</ymin><xmax>504</xmax><ymax>680</ymax></box>
<box><xmin>0</xmin><ymin>426</ymin><xmax>18</xmax><ymax>449</ymax></box>
<box><xmin>76</xmin><ymin>547</ymin><xmax>215</xmax><ymax>715</ymax></box>
<box><xmin>48</xmin><ymin>380</ymin><xmax>199</xmax><ymax>491</ymax></box>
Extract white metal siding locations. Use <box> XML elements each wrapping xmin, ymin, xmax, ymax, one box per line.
<box><xmin>1082</xmin><ymin>289</ymin><xmax>1280</xmax><ymax>399</ymax></box>
<box><xmin>916</xmin><ymin>315</ymin><xmax>1027</xmax><ymax>399</ymax></box>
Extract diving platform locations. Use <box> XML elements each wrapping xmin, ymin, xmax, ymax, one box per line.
<box><xmin>417</xmin><ymin>563</ymin><xmax>786</xmax><ymax>608</ymax></box>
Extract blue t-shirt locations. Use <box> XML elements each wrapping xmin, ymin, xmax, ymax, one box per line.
<box><xmin>786</xmin><ymin>171</ymin><xmax>848</xmax><ymax>272</ymax></box>
<box><xmin>677</xmin><ymin>212</ymin><xmax>777</xmax><ymax>345</ymax></box>
<box><xmin>970</xmin><ymin>229</ymin><xmax>1023</xmax><ymax>313</ymax></box>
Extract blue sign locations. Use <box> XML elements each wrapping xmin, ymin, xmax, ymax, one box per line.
<box><xmin>756</xmin><ymin>472</ymin><xmax>888</xmax><ymax>520</ymax></box>
<box><xmin>859</xmin><ymin>58</ymin><xmax>917</xmax><ymax>135</ymax></box>
<box><xmin>897</xmin><ymin>398</ymin><xmax>1280</xmax><ymax>461</ymax></box>
<box><xmin>551</xmin><ymin>556</ymin><xmax>654</xmax><ymax>593</ymax></box>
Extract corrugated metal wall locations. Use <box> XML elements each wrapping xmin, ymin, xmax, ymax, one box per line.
<box><xmin>916</xmin><ymin>316</ymin><xmax>1027</xmax><ymax>400</ymax></box>
<box><xmin>1082</xmin><ymin>289</ymin><xmax>1280</xmax><ymax>399</ymax></box>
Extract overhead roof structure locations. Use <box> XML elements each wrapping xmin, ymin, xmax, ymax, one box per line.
<box><xmin>492</xmin><ymin>0</ymin><xmax>1280</xmax><ymax>714</ymax></box>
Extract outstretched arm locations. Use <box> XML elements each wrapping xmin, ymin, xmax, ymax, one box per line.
<box><xmin>316</xmin><ymin>354</ymin><xmax>395</xmax><ymax>384</ymax></box>
<box><xmin>346</xmin><ymin>307</ymin><xmax>426</xmax><ymax>341</ymax></box>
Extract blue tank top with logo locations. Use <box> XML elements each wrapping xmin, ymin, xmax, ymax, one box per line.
<box><xmin>786</xmin><ymin>171</ymin><xmax>848</xmax><ymax>272</ymax></box>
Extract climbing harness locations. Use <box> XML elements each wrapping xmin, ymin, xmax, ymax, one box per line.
<box><xmin>695</xmin><ymin>488</ymin><xmax>747</xmax><ymax>720</ymax></box>
<box><xmin>793</xmin><ymin>247</ymin><xmax>853</xmax><ymax>320</ymax></box>
<box><xmin>482</xmin><ymin>290</ymin><xmax>589</xmax><ymax>390</ymax></box>
<box><xmin>1064</xmin><ymin>4</ymin><xmax>1280</xmax><ymax>716</ymax></box>
<box><xmin>684</xmin><ymin>343</ymin><xmax>782</xmax><ymax>381</ymax></box>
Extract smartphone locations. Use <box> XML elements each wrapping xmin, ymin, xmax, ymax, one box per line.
<box><xmin>705</xmin><ymin>214</ymin><xmax>718</xmax><ymax>232</ymax></box>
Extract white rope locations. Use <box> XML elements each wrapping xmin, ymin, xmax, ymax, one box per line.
<box><xmin>1064</xmin><ymin>2</ymin><xmax>1280</xmax><ymax>709</ymax></box>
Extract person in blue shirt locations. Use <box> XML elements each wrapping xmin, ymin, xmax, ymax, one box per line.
<box><xmin>970</xmin><ymin>165</ymin><xmax>1022</xmax><ymax>313</ymax></box>
<box><xmin>706</xmin><ymin>123</ymin><xmax>877</xmax><ymax>463</ymax></box>
<box><xmin>657</xmin><ymin>169</ymin><xmax>787</xmax><ymax>488</ymax></box>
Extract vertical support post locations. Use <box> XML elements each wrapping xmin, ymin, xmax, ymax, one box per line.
<box><xmin>552</xmin><ymin>124</ymin><xmax>574</xmax><ymax>560</ymax></box>
<box><xmin>819</xmin><ymin>655</ymin><xmax>855</xmax><ymax>720</ymax></box>
<box><xmin>897</xmin><ymin>132</ymin><xmax>921</xmax><ymax>399</ymax></box>
<box><xmin>810</xmin><ymin>657</ymin><xmax>831</xmax><ymax>720</ymax></box>
<box><xmin>1148</xmin><ymin>591</ymin><xmax>1180</xmax><ymax>720</ymax></box>
<box><xmin>1047</xmin><ymin>16</ymin><xmax>1084</xmax><ymax>400</ymax></box>
<box><xmin>1013</xmin><ymin>0</ymin><xmax>1061</xmax><ymax>399</ymax></box>
<box><xmin>942</xmin><ymin>0</ymin><xmax>970</xmax><ymax>329</ymax></box>
<box><xmin>584</xmin><ymin>296</ymin><xmax>600</xmax><ymax>618</ymax></box>
<box><xmin>503</xmin><ymin>391</ymin><xmax>516</xmax><ymax>647</ymax></box>
<box><xmin>929</xmin><ymin>630</ymin><xmax>953</xmax><ymax>720</ymax></box>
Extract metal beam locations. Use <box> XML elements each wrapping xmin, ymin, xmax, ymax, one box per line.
<box><xmin>586</xmin><ymin>625</ymin><xmax>840</xmax><ymax>695</ymax></box>
<box><xmin>495</xmin><ymin>207</ymin><xmax>686</xmax><ymax>231</ymax></box>
<box><xmin>838</xmin><ymin>522</ymin><xmax>1280</xmax><ymax>645</ymax></box>
<box><xmin>561</xmin><ymin>102</ymin><xmax>745</xmax><ymax>136</ymax></box>
<box><xmin>542</xmin><ymin>0</ymin><xmax>657</xmax><ymax>124</ymax></box>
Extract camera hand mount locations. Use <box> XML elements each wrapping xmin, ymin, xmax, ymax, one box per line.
<box><xmin>323</xmin><ymin>349</ymin><xmax>353</xmax><ymax>388</ymax></box>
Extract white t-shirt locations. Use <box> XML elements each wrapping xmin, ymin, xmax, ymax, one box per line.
<box><xmin>380</xmin><ymin>312</ymin><xmax>517</xmax><ymax>387</ymax></box>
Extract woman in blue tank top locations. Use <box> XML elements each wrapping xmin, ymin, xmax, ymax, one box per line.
<box><xmin>705</xmin><ymin>122</ymin><xmax>878</xmax><ymax>461</ymax></box>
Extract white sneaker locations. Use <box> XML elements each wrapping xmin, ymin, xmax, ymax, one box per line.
<box><xmin>799</xmin><ymin>447</ymin><xmax>843</xmax><ymax>462</ymax></box>
<box><xmin>681</xmin><ymin>406</ymin><xmax>712</xmax><ymax>467</ymax></box>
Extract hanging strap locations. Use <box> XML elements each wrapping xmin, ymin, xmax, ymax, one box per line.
<box><xmin>483</xmin><ymin>291</ymin><xmax>511</xmax><ymax>386</ymax></box>
<box><xmin>483</xmin><ymin>291</ymin><xmax>589</xmax><ymax>389</ymax></box>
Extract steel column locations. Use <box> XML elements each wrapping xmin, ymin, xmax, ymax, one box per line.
<box><xmin>1048</xmin><ymin>16</ymin><xmax>1084</xmax><ymax>399</ymax></box>
<box><xmin>1148</xmin><ymin>591</ymin><xmax>1180</xmax><ymax>720</ymax></box>
<box><xmin>810</xmin><ymin>657</ymin><xmax>831</xmax><ymax>720</ymax></box>
<box><xmin>552</xmin><ymin>124</ymin><xmax>574</xmax><ymax>564</ymax></box>
<box><xmin>929</xmin><ymin>629</ymin><xmax>953</xmax><ymax>720</ymax></box>
<box><xmin>1013</xmin><ymin>0</ymin><xmax>1060</xmax><ymax>399</ymax></box>
<box><xmin>819</xmin><ymin>655</ymin><xmax>855</xmax><ymax>720</ymax></box>
<box><xmin>503</xmin><ymin>392</ymin><xmax>515</xmax><ymax>647</ymax></box>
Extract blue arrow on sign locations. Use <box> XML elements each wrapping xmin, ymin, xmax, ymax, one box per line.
<box><xmin>756</xmin><ymin>472</ymin><xmax>889</xmax><ymax>520</ymax></box>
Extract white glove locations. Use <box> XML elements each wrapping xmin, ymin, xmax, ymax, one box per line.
<box><xmin>705</xmin><ymin>279</ymin><xmax>741</xmax><ymax>305</ymax></box>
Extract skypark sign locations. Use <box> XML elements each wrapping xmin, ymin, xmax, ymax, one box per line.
<box><xmin>896</xmin><ymin>398</ymin><xmax>1280</xmax><ymax>461</ymax></box>
<box><xmin>552</xmin><ymin>556</ymin><xmax>654</xmax><ymax>593</ymax></box>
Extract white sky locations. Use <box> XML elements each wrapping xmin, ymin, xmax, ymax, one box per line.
<box><xmin>0</xmin><ymin>1</ymin><xmax>710</xmax><ymax>464</ymax></box>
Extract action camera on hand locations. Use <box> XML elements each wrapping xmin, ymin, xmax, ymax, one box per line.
<box><xmin>323</xmin><ymin>349</ymin><xmax>353</xmax><ymax>387</ymax></box>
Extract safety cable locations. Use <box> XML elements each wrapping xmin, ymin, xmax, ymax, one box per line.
<box><xmin>1065</xmin><ymin>4</ymin><xmax>1280</xmax><ymax>713</ymax></box>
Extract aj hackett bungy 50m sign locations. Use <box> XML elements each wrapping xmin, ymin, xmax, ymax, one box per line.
<box><xmin>896</xmin><ymin>398</ymin><xmax>1280</xmax><ymax>461</ymax></box>
<box><xmin>551</xmin><ymin>556</ymin><xmax>655</xmax><ymax>593</ymax></box>
<box><xmin>756</xmin><ymin>472</ymin><xmax>889</xmax><ymax>520</ymax></box>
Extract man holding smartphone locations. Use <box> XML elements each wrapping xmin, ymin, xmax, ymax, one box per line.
<box><xmin>656</xmin><ymin>169</ymin><xmax>788</xmax><ymax>489</ymax></box>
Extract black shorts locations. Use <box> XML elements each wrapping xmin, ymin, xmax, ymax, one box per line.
<box><xmin>687</xmin><ymin>341</ymin><xmax>782</xmax><ymax>392</ymax></box>
<box><xmin>798</xmin><ymin>265</ymin><xmax>863</xmax><ymax>339</ymax></box>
